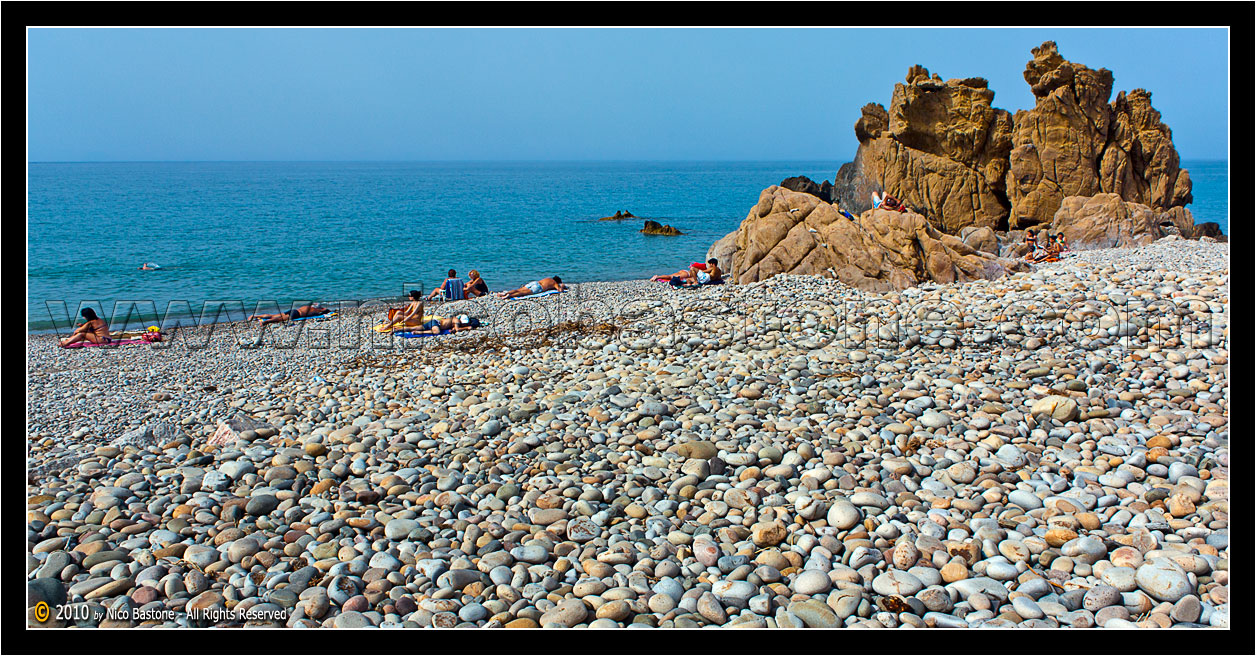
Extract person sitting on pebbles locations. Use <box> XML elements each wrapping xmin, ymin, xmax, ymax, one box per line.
<box><xmin>463</xmin><ymin>269</ymin><xmax>490</xmax><ymax>298</ymax></box>
<box><xmin>427</xmin><ymin>269</ymin><xmax>466</xmax><ymax>302</ymax></box>
<box><xmin>247</xmin><ymin>304</ymin><xmax>331</xmax><ymax>325</ymax></box>
<box><xmin>1022</xmin><ymin>229</ymin><xmax>1040</xmax><ymax>260</ymax></box>
<box><xmin>496</xmin><ymin>276</ymin><xmax>564</xmax><ymax>299</ymax></box>
<box><xmin>411</xmin><ymin>314</ymin><xmax>482</xmax><ymax>335</ymax></box>
<box><xmin>381</xmin><ymin>290</ymin><xmax>425</xmax><ymax>331</ymax></box>
<box><xmin>59</xmin><ymin>308</ymin><xmax>111</xmax><ymax>347</ymax></box>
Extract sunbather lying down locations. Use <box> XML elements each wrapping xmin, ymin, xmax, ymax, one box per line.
<box><xmin>651</xmin><ymin>258</ymin><xmax>723</xmax><ymax>284</ymax></box>
<box><xmin>496</xmin><ymin>276</ymin><xmax>564</xmax><ymax>298</ymax></box>
<box><xmin>247</xmin><ymin>304</ymin><xmax>330</xmax><ymax>325</ymax></box>
<box><xmin>408</xmin><ymin>314</ymin><xmax>482</xmax><ymax>335</ymax></box>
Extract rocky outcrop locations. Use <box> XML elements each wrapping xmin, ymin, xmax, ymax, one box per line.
<box><xmin>706</xmin><ymin>231</ymin><xmax>738</xmax><ymax>273</ymax></box>
<box><xmin>1102</xmin><ymin>89</ymin><xmax>1193</xmax><ymax>209</ymax></box>
<box><xmin>960</xmin><ymin>226</ymin><xmax>1000</xmax><ymax>255</ymax></box>
<box><xmin>719</xmin><ymin>186</ymin><xmax>1027</xmax><ymax>291</ymax></box>
<box><xmin>1189</xmin><ymin>222</ymin><xmax>1226</xmax><ymax>241</ymax></box>
<box><xmin>598</xmin><ymin>210</ymin><xmax>637</xmax><ymax>221</ymax></box>
<box><xmin>780</xmin><ymin>175</ymin><xmax>835</xmax><ymax>203</ymax></box>
<box><xmin>1007</xmin><ymin>42</ymin><xmax>1193</xmax><ymax>228</ymax></box>
<box><xmin>1048</xmin><ymin>193</ymin><xmax>1207</xmax><ymax>249</ymax></box>
<box><xmin>640</xmin><ymin>220</ymin><xmax>682</xmax><ymax>236</ymax></box>
<box><xmin>833</xmin><ymin>67</ymin><xmax>1014</xmax><ymax>234</ymax></box>
<box><xmin>831</xmin><ymin>41</ymin><xmax>1205</xmax><ymax>238</ymax></box>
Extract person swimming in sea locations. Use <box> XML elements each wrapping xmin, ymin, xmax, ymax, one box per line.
<box><xmin>139</xmin><ymin>262</ymin><xmax>161</xmax><ymax>270</ymax></box>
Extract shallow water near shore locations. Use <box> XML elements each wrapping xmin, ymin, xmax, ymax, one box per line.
<box><xmin>27</xmin><ymin>160</ymin><xmax>1227</xmax><ymax>333</ymax></box>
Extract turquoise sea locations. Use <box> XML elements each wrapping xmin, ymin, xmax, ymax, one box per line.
<box><xmin>27</xmin><ymin>160</ymin><xmax>1227</xmax><ymax>332</ymax></box>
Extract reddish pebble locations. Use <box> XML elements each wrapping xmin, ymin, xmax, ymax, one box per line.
<box><xmin>342</xmin><ymin>595</ymin><xmax>369</xmax><ymax>613</ymax></box>
<box><xmin>132</xmin><ymin>585</ymin><xmax>161</xmax><ymax>605</ymax></box>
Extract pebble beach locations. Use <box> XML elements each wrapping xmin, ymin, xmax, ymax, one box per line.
<box><xmin>26</xmin><ymin>238</ymin><xmax>1229</xmax><ymax>629</ymax></box>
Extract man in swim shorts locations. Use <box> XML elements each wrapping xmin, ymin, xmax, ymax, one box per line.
<box><xmin>653</xmin><ymin>259</ymin><xmax>722</xmax><ymax>285</ymax></box>
<box><xmin>410</xmin><ymin>314</ymin><xmax>482</xmax><ymax>335</ymax></box>
<box><xmin>496</xmin><ymin>276</ymin><xmax>565</xmax><ymax>299</ymax></box>
<box><xmin>247</xmin><ymin>304</ymin><xmax>331</xmax><ymax>325</ymax></box>
<box><xmin>427</xmin><ymin>269</ymin><xmax>466</xmax><ymax>302</ymax></box>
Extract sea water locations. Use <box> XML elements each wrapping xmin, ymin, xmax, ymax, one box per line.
<box><xmin>26</xmin><ymin>160</ymin><xmax>1227</xmax><ymax>332</ymax></box>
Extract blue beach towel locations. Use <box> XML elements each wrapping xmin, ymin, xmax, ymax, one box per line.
<box><xmin>395</xmin><ymin>329</ymin><xmax>452</xmax><ymax>338</ymax></box>
<box><xmin>440</xmin><ymin>278</ymin><xmax>466</xmax><ymax>301</ymax></box>
<box><xmin>292</xmin><ymin>312</ymin><xmax>337</xmax><ymax>322</ymax></box>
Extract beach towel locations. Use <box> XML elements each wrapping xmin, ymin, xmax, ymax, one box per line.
<box><xmin>292</xmin><ymin>311</ymin><xmax>337</xmax><ymax>322</ymax></box>
<box><xmin>507</xmin><ymin>289</ymin><xmax>562</xmax><ymax>300</ymax></box>
<box><xmin>395</xmin><ymin>329</ymin><xmax>453</xmax><ymax>338</ymax></box>
<box><xmin>61</xmin><ymin>337</ymin><xmax>149</xmax><ymax>349</ymax></box>
<box><xmin>374</xmin><ymin>316</ymin><xmax>444</xmax><ymax>333</ymax></box>
<box><xmin>669</xmin><ymin>277</ymin><xmax>725</xmax><ymax>289</ymax></box>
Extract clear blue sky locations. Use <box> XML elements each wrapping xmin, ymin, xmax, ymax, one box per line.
<box><xmin>27</xmin><ymin>28</ymin><xmax>1230</xmax><ymax>162</ymax></box>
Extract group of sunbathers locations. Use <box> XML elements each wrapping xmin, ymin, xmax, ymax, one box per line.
<box><xmin>650</xmin><ymin>258</ymin><xmax>723</xmax><ymax>287</ymax></box>
<box><xmin>425</xmin><ymin>269</ymin><xmax>491</xmax><ymax>302</ymax></box>
<box><xmin>380</xmin><ymin>288</ymin><xmax>484</xmax><ymax>334</ymax></box>
<box><xmin>421</xmin><ymin>268</ymin><xmax>567</xmax><ymax>302</ymax></box>
<box><xmin>377</xmin><ymin>268</ymin><xmax>563</xmax><ymax>334</ymax></box>
<box><xmin>1023</xmin><ymin>229</ymin><xmax>1070</xmax><ymax>263</ymax></box>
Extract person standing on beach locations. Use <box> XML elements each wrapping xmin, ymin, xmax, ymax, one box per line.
<box><xmin>496</xmin><ymin>276</ymin><xmax>564</xmax><ymax>298</ymax></box>
<box><xmin>427</xmin><ymin>269</ymin><xmax>466</xmax><ymax>302</ymax></box>
<box><xmin>59</xmin><ymin>308</ymin><xmax>111</xmax><ymax>347</ymax></box>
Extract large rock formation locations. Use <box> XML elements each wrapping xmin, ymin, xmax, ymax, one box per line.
<box><xmin>833</xmin><ymin>66</ymin><xmax>1014</xmax><ymax>233</ymax></box>
<box><xmin>780</xmin><ymin>175</ymin><xmax>835</xmax><ymax>203</ymax></box>
<box><xmin>1049</xmin><ymin>194</ymin><xmax>1221</xmax><ymax>249</ymax></box>
<box><xmin>719</xmin><ymin>186</ymin><xmax>1027</xmax><ymax>291</ymax></box>
<box><xmin>640</xmin><ymin>220</ymin><xmax>682</xmax><ymax>236</ymax></box>
<box><xmin>1006</xmin><ymin>41</ymin><xmax>1193</xmax><ymax>227</ymax></box>
<box><xmin>834</xmin><ymin>41</ymin><xmax>1201</xmax><ymax>236</ymax></box>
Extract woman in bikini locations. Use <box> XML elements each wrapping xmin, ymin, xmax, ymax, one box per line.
<box><xmin>1022</xmin><ymin>230</ymin><xmax>1039</xmax><ymax>261</ymax></box>
<box><xmin>381</xmin><ymin>290</ymin><xmax>425</xmax><ymax>331</ymax></box>
<box><xmin>60</xmin><ymin>308</ymin><xmax>111</xmax><ymax>347</ymax></box>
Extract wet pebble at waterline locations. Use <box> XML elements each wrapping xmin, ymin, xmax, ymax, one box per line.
<box><xmin>26</xmin><ymin>239</ymin><xmax>1228</xmax><ymax>628</ymax></box>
